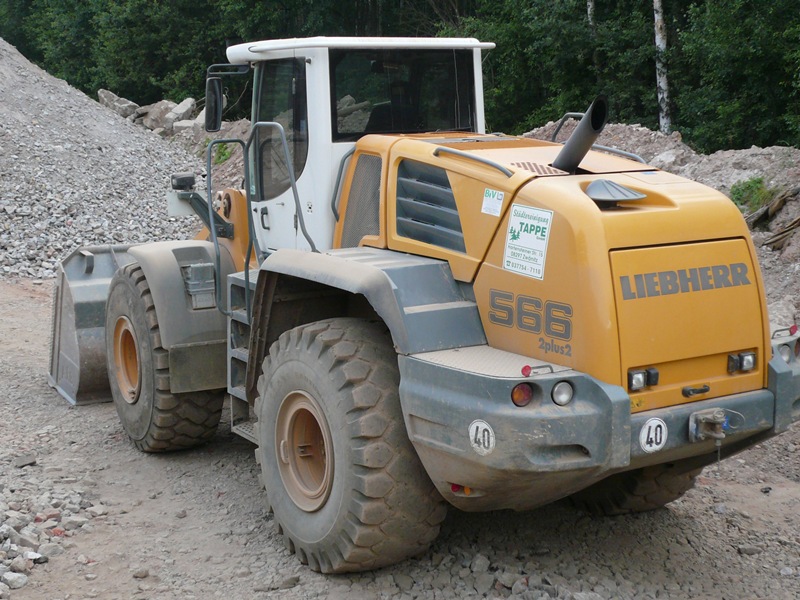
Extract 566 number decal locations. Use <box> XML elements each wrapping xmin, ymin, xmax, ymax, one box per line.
<box><xmin>488</xmin><ymin>290</ymin><xmax>573</xmax><ymax>356</ymax></box>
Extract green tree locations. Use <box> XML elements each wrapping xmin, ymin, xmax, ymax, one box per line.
<box><xmin>24</xmin><ymin>0</ymin><xmax>107</xmax><ymax>93</ymax></box>
<box><xmin>675</xmin><ymin>0</ymin><xmax>800</xmax><ymax>151</ymax></box>
<box><xmin>92</xmin><ymin>0</ymin><xmax>229</xmax><ymax>104</ymax></box>
<box><xmin>0</xmin><ymin>0</ymin><xmax>40</xmax><ymax>60</ymax></box>
<box><xmin>448</xmin><ymin>0</ymin><xmax>658</xmax><ymax>135</ymax></box>
<box><xmin>4</xmin><ymin>0</ymin><xmax>798</xmax><ymax>153</ymax></box>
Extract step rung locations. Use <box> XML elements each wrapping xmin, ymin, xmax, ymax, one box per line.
<box><xmin>232</xmin><ymin>419</ymin><xmax>258</xmax><ymax>444</ymax></box>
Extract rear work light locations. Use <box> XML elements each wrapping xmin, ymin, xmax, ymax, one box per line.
<box><xmin>778</xmin><ymin>342</ymin><xmax>800</xmax><ymax>364</ymax></box>
<box><xmin>627</xmin><ymin>367</ymin><xmax>659</xmax><ymax>392</ymax></box>
<box><xmin>779</xmin><ymin>345</ymin><xmax>792</xmax><ymax>363</ymax></box>
<box><xmin>728</xmin><ymin>351</ymin><xmax>756</xmax><ymax>373</ymax></box>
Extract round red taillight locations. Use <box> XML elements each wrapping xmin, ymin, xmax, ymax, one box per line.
<box><xmin>511</xmin><ymin>383</ymin><xmax>534</xmax><ymax>407</ymax></box>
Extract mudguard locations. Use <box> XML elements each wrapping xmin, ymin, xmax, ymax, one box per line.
<box><xmin>246</xmin><ymin>246</ymin><xmax>487</xmax><ymax>403</ymax></box>
<box><xmin>250</xmin><ymin>245</ymin><xmax>485</xmax><ymax>360</ymax></box>
<box><xmin>129</xmin><ymin>241</ymin><xmax>235</xmax><ymax>393</ymax></box>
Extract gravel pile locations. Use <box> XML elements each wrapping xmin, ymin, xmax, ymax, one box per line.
<box><xmin>0</xmin><ymin>38</ymin><xmax>203</xmax><ymax>280</ymax></box>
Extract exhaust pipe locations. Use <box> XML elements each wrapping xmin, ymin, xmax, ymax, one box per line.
<box><xmin>552</xmin><ymin>96</ymin><xmax>608</xmax><ymax>174</ymax></box>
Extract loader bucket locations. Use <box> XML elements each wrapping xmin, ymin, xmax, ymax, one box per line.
<box><xmin>48</xmin><ymin>245</ymin><xmax>137</xmax><ymax>405</ymax></box>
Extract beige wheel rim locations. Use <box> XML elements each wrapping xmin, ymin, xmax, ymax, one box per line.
<box><xmin>275</xmin><ymin>390</ymin><xmax>334</xmax><ymax>512</ymax></box>
<box><xmin>113</xmin><ymin>316</ymin><xmax>140</xmax><ymax>404</ymax></box>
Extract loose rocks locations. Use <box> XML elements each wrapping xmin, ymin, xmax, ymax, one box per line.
<box><xmin>0</xmin><ymin>466</ymin><xmax>111</xmax><ymax>593</ymax></box>
<box><xmin>0</xmin><ymin>573</ymin><xmax>26</xmax><ymax>590</ymax></box>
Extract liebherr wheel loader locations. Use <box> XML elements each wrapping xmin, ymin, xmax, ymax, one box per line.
<box><xmin>49</xmin><ymin>37</ymin><xmax>800</xmax><ymax>573</ymax></box>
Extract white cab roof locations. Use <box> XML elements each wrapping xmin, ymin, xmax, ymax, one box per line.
<box><xmin>227</xmin><ymin>36</ymin><xmax>495</xmax><ymax>64</ymax></box>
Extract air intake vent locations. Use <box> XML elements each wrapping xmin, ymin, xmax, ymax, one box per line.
<box><xmin>340</xmin><ymin>154</ymin><xmax>382</xmax><ymax>248</ymax></box>
<box><xmin>586</xmin><ymin>179</ymin><xmax>647</xmax><ymax>206</ymax></box>
<box><xmin>396</xmin><ymin>160</ymin><xmax>465</xmax><ymax>253</ymax></box>
<box><xmin>510</xmin><ymin>161</ymin><xmax>566</xmax><ymax>176</ymax></box>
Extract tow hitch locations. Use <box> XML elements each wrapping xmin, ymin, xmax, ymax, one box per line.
<box><xmin>689</xmin><ymin>407</ymin><xmax>728</xmax><ymax>444</ymax></box>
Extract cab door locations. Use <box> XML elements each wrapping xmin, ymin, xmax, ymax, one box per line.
<box><xmin>252</xmin><ymin>57</ymin><xmax>309</xmax><ymax>251</ymax></box>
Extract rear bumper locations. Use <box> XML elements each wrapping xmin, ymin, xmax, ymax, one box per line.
<box><xmin>398</xmin><ymin>346</ymin><xmax>800</xmax><ymax>512</ymax></box>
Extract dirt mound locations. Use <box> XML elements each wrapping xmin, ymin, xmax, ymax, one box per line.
<box><xmin>527</xmin><ymin>120</ymin><xmax>800</xmax><ymax>195</ymax></box>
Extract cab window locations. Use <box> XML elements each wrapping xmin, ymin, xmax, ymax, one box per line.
<box><xmin>329</xmin><ymin>49</ymin><xmax>475</xmax><ymax>141</ymax></box>
<box><xmin>254</xmin><ymin>58</ymin><xmax>308</xmax><ymax>200</ymax></box>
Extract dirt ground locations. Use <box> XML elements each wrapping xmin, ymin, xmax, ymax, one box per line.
<box><xmin>1</xmin><ymin>278</ymin><xmax>799</xmax><ymax>600</ymax></box>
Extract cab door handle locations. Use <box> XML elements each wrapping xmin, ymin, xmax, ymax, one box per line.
<box><xmin>260</xmin><ymin>206</ymin><xmax>270</xmax><ymax>230</ymax></box>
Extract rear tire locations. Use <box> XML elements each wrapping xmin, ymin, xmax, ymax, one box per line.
<box><xmin>105</xmin><ymin>263</ymin><xmax>223</xmax><ymax>452</ymax></box>
<box><xmin>570</xmin><ymin>463</ymin><xmax>702</xmax><ymax>516</ymax></box>
<box><xmin>255</xmin><ymin>318</ymin><xmax>446</xmax><ymax>573</ymax></box>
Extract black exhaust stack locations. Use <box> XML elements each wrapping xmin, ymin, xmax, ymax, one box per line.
<box><xmin>552</xmin><ymin>96</ymin><xmax>608</xmax><ymax>174</ymax></box>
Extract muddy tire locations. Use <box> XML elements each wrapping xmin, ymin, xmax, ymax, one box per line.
<box><xmin>105</xmin><ymin>263</ymin><xmax>223</xmax><ymax>452</ymax></box>
<box><xmin>570</xmin><ymin>463</ymin><xmax>702</xmax><ymax>516</ymax></box>
<box><xmin>255</xmin><ymin>318</ymin><xmax>447</xmax><ymax>573</ymax></box>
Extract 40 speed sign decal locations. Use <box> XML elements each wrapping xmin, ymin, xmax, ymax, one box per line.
<box><xmin>639</xmin><ymin>417</ymin><xmax>668</xmax><ymax>453</ymax></box>
<box><xmin>468</xmin><ymin>420</ymin><xmax>495</xmax><ymax>456</ymax></box>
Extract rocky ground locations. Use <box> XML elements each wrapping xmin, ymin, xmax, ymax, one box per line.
<box><xmin>1</xmin><ymin>37</ymin><xmax>800</xmax><ymax>599</ymax></box>
<box><xmin>2</xmin><ymin>280</ymin><xmax>799</xmax><ymax>600</ymax></box>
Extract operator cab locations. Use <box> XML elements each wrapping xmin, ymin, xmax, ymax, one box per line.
<box><xmin>217</xmin><ymin>37</ymin><xmax>494</xmax><ymax>252</ymax></box>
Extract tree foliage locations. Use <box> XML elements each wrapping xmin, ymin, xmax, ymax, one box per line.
<box><xmin>673</xmin><ymin>0</ymin><xmax>800</xmax><ymax>152</ymax></box>
<box><xmin>0</xmin><ymin>0</ymin><xmax>797</xmax><ymax>152</ymax></box>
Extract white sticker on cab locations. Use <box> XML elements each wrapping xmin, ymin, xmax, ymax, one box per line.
<box><xmin>481</xmin><ymin>188</ymin><xmax>504</xmax><ymax>216</ymax></box>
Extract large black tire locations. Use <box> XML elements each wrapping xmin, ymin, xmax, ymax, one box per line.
<box><xmin>570</xmin><ymin>463</ymin><xmax>702</xmax><ymax>516</ymax></box>
<box><xmin>105</xmin><ymin>263</ymin><xmax>224</xmax><ymax>452</ymax></box>
<box><xmin>255</xmin><ymin>318</ymin><xmax>447</xmax><ymax>573</ymax></box>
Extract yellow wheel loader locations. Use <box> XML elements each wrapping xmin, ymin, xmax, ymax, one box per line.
<box><xmin>48</xmin><ymin>37</ymin><xmax>800</xmax><ymax>573</ymax></box>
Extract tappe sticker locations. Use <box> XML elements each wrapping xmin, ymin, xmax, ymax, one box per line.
<box><xmin>503</xmin><ymin>204</ymin><xmax>554</xmax><ymax>280</ymax></box>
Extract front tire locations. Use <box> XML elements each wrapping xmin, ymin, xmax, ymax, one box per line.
<box><xmin>255</xmin><ymin>318</ymin><xmax>446</xmax><ymax>573</ymax></box>
<box><xmin>105</xmin><ymin>263</ymin><xmax>223</xmax><ymax>452</ymax></box>
<box><xmin>570</xmin><ymin>463</ymin><xmax>702</xmax><ymax>516</ymax></box>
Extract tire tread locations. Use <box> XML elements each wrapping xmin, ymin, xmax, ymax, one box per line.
<box><xmin>570</xmin><ymin>463</ymin><xmax>702</xmax><ymax>516</ymax></box>
<box><xmin>255</xmin><ymin>318</ymin><xmax>446</xmax><ymax>573</ymax></box>
<box><xmin>108</xmin><ymin>264</ymin><xmax>223</xmax><ymax>453</ymax></box>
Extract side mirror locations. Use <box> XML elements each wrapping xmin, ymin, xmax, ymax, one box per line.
<box><xmin>170</xmin><ymin>172</ymin><xmax>196</xmax><ymax>191</ymax></box>
<box><xmin>205</xmin><ymin>77</ymin><xmax>223</xmax><ymax>132</ymax></box>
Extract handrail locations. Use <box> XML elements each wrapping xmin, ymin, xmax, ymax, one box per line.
<box><xmin>203</xmin><ymin>122</ymin><xmax>319</xmax><ymax>324</ymax></box>
<box><xmin>331</xmin><ymin>147</ymin><xmax>356</xmax><ymax>221</ymax></box>
<box><xmin>550</xmin><ymin>112</ymin><xmax>584</xmax><ymax>142</ymax></box>
<box><xmin>433</xmin><ymin>146</ymin><xmax>513</xmax><ymax>177</ymax></box>
<box><xmin>591</xmin><ymin>144</ymin><xmax>646</xmax><ymax>164</ymax></box>
<box><xmin>205</xmin><ymin>138</ymin><xmax>247</xmax><ymax>318</ymax></box>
